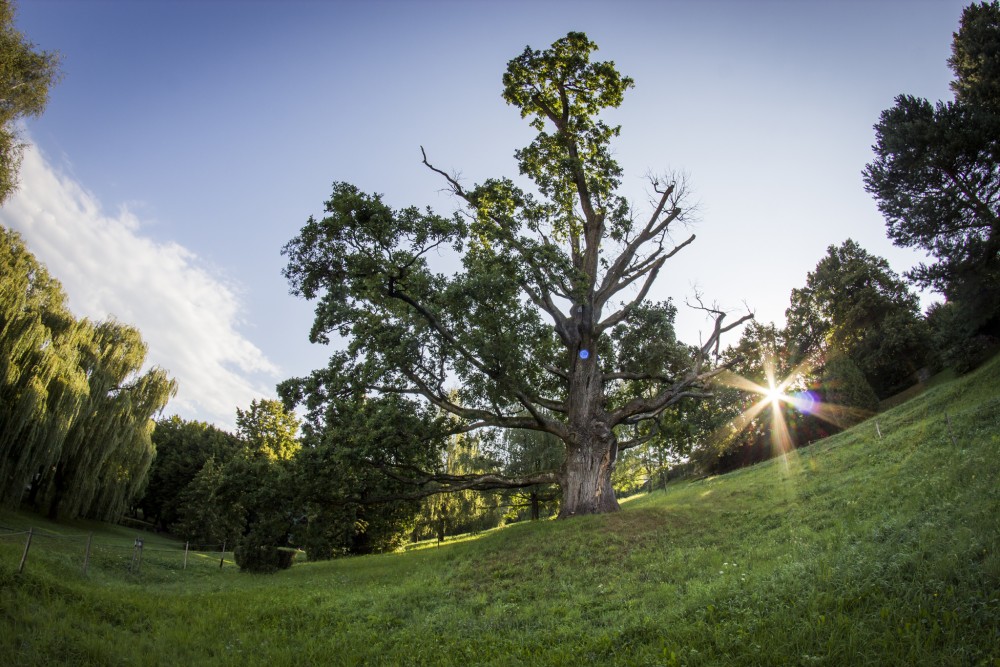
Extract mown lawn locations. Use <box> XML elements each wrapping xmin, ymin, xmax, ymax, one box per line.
<box><xmin>2</xmin><ymin>357</ymin><xmax>999</xmax><ymax>666</ymax></box>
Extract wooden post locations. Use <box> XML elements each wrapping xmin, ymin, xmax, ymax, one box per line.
<box><xmin>18</xmin><ymin>528</ymin><xmax>33</xmax><ymax>574</ymax></box>
<box><xmin>82</xmin><ymin>533</ymin><xmax>93</xmax><ymax>575</ymax></box>
<box><xmin>183</xmin><ymin>542</ymin><xmax>189</xmax><ymax>570</ymax></box>
<box><xmin>130</xmin><ymin>538</ymin><xmax>144</xmax><ymax>574</ymax></box>
<box><xmin>219</xmin><ymin>541</ymin><xmax>226</xmax><ymax>569</ymax></box>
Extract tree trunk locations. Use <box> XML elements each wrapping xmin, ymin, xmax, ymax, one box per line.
<box><xmin>558</xmin><ymin>424</ymin><xmax>619</xmax><ymax>517</ymax></box>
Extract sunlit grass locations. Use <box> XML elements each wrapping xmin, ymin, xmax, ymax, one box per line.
<box><xmin>1</xmin><ymin>355</ymin><xmax>999</xmax><ymax>665</ymax></box>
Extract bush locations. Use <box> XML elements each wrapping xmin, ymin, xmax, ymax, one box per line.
<box><xmin>820</xmin><ymin>353</ymin><xmax>880</xmax><ymax>416</ymax></box>
<box><xmin>233</xmin><ymin>540</ymin><xmax>296</xmax><ymax>573</ymax></box>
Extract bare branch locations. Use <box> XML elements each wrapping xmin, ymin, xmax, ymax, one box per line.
<box><xmin>608</xmin><ymin>303</ymin><xmax>753</xmax><ymax>427</ymax></box>
<box><xmin>603</xmin><ymin>371</ymin><xmax>674</xmax><ymax>383</ymax></box>
<box><xmin>421</xmin><ymin>147</ymin><xmax>573</xmax><ymax>336</ymax></box>
<box><xmin>597</xmin><ymin>176</ymin><xmax>687</xmax><ymax>301</ymax></box>
<box><xmin>364</xmin><ymin>465</ymin><xmax>560</xmax><ymax>504</ymax></box>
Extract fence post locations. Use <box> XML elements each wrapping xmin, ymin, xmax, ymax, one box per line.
<box><xmin>130</xmin><ymin>538</ymin><xmax>144</xmax><ymax>574</ymax></box>
<box><xmin>219</xmin><ymin>541</ymin><xmax>226</xmax><ymax>570</ymax></box>
<box><xmin>82</xmin><ymin>533</ymin><xmax>93</xmax><ymax>575</ymax></box>
<box><xmin>945</xmin><ymin>412</ymin><xmax>958</xmax><ymax>447</ymax></box>
<box><xmin>18</xmin><ymin>528</ymin><xmax>33</xmax><ymax>574</ymax></box>
<box><xmin>183</xmin><ymin>542</ymin><xmax>189</xmax><ymax>570</ymax></box>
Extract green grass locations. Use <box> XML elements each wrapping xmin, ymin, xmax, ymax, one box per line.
<box><xmin>2</xmin><ymin>357</ymin><xmax>1000</xmax><ymax>666</ymax></box>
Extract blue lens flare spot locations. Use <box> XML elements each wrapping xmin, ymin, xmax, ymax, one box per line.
<box><xmin>791</xmin><ymin>391</ymin><xmax>818</xmax><ymax>414</ymax></box>
<box><xmin>579</xmin><ymin>349</ymin><xmax>590</xmax><ymax>359</ymax></box>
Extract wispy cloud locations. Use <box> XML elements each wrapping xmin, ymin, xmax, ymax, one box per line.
<box><xmin>0</xmin><ymin>145</ymin><xmax>278</xmax><ymax>428</ymax></box>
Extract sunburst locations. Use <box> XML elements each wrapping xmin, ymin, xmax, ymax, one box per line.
<box><xmin>712</xmin><ymin>353</ymin><xmax>870</xmax><ymax>465</ymax></box>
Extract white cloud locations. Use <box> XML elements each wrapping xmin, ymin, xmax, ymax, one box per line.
<box><xmin>0</xmin><ymin>145</ymin><xmax>279</xmax><ymax>428</ymax></box>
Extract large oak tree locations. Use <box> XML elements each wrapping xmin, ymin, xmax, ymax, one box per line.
<box><xmin>283</xmin><ymin>33</ymin><xmax>749</xmax><ymax>517</ymax></box>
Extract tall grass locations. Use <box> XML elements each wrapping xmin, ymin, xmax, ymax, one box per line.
<box><xmin>2</xmin><ymin>357</ymin><xmax>999</xmax><ymax>665</ymax></box>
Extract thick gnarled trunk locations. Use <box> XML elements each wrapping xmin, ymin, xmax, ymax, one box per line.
<box><xmin>558</xmin><ymin>414</ymin><xmax>620</xmax><ymax>517</ymax></box>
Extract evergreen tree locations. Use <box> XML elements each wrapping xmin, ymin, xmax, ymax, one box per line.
<box><xmin>864</xmin><ymin>2</ymin><xmax>1000</xmax><ymax>359</ymax></box>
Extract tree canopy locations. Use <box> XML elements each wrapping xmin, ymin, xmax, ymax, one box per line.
<box><xmin>282</xmin><ymin>32</ymin><xmax>750</xmax><ymax>517</ymax></box>
<box><xmin>864</xmin><ymin>1</ymin><xmax>1000</xmax><ymax>344</ymax></box>
<box><xmin>0</xmin><ymin>228</ymin><xmax>176</xmax><ymax>520</ymax></box>
<box><xmin>784</xmin><ymin>239</ymin><xmax>930</xmax><ymax>397</ymax></box>
<box><xmin>0</xmin><ymin>0</ymin><xmax>61</xmax><ymax>204</ymax></box>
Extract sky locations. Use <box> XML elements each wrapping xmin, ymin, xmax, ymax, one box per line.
<box><xmin>2</xmin><ymin>0</ymin><xmax>969</xmax><ymax>429</ymax></box>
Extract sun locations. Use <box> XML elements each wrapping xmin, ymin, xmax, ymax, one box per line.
<box><xmin>764</xmin><ymin>382</ymin><xmax>784</xmax><ymax>408</ymax></box>
<box><xmin>710</xmin><ymin>350</ymin><xmax>874</xmax><ymax>466</ymax></box>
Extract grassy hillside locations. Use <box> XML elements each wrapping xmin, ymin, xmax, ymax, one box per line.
<box><xmin>2</xmin><ymin>357</ymin><xmax>999</xmax><ymax>666</ymax></box>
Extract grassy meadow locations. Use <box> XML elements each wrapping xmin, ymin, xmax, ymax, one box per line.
<box><xmin>2</xmin><ymin>357</ymin><xmax>999</xmax><ymax>666</ymax></box>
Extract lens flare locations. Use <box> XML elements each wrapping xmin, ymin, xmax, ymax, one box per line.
<box><xmin>711</xmin><ymin>352</ymin><xmax>875</xmax><ymax>464</ymax></box>
<box><xmin>789</xmin><ymin>390</ymin><xmax>818</xmax><ymax>415</ymax></box>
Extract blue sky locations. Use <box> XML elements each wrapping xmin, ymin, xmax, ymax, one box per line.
<box><xmin>2</xmin><ymin>0</ymin><xmax>968</xmax><ymax>428</ymax></box>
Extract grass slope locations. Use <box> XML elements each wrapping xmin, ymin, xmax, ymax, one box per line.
<box><xmin>2</xmin><ymin>358</ymin><xmax>1000</xmax><ymax>666</ymax></box>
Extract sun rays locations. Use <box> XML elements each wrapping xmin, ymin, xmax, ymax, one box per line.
<box><xmin>712</xmin><ymin>352</ymin><xmax>873</xmax><ymax>466</ymax></box>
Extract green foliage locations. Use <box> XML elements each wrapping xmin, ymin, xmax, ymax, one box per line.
<box><xmin>279</xmin><ymin>382</ymin><xmax>441</xmax><ymax>558</ymax></box>
<box><xmin>2</xmin><ymin>353</ymin><xmax>998</xmax><ymax>664</ymax></box>
<box><xmin>139</xmin><ymin>415</ymin><xmax>241</xmax><ymax>531</ymax></box>
<box><xmin>926</xmin><ymin>300</ymin><xmax>1000</xmax><ymax>372</ymax></box>
<box><xmin>502</xmin><ymin>31</ymin><xmax>633</xmax><ymax>224</ymax></box>
<box><xmin>864</xmin><ymin>2</ymin><xmax>1000</xmax><ymax>355</ymax></box>
<box><xmin>0</xmin><ymin>228</ymin><xmax>89</xmax><ymax>508</ymax></box>
<box><xmin>496</xmin><ymin>427</ymin><xmax>562</xmax><ymax>521</ymax></box>
<box><xmin>36</xmin><ymin>320</ymin><xmax>177</xmax><ymax>521</ymax></box>
<box><xmin>227</xmin><ymin>464</ymin><xmax>296</xmax><ymax>573</ymax></box>
<box><xmin>0</xmin><ymin>0</ymin><xmax>61</xmax><ymax>204</ymax></box>
<box><xmin>409</xmin><ymin>433</ymin><xmax>504</xmax><ymax>541</ymax></box>
<box><xmin>0</xmin><ymin>229</ymin><xmax>175</xmax><ymax>521</ymax></box>
<box><xmin>818</xmin><ymin>352</ymin><xmax>880</xmax><ymax>415</ymax></box>
<box><xmin>171</xmin><ymin>456</ymin><xmax>244</xmax><ymax>547</ymax></box>
<box><xmin>235</xmin><ymin>398</ymin><xmax>300</xmax><ymax>462</ymax></box>
<box><xmin>948</xmin><ymin>1</ymin><xmax>1000</xmax><ymax>110</ymax></box>
<box><xmin>785</xmin><ymin>239</ymin><xmax>930</xmax><ymax>396</ymax></box>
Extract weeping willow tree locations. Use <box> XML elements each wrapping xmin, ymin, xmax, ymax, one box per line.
<box><xmin>0</xmin><ymin>228</ymin><xmax>90</xmax><ymax>505</ymax></box>
<box><xmin>0</xmin><ymin>228</ymin><xmax>176</xmax><ymax>519</ymax></box>
<box><xmin>37</xmin><ymin>320</ymin><xmax>177</xmax><ymax>520</ymax></box>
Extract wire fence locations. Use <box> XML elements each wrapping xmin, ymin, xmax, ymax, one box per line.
<box><xmin>0</xmin><ymin>523</ymin><xmax>233</xmax><ymax>578</ymax></box>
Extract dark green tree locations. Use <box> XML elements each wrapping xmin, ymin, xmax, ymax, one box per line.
<box><xmin>948</xmin><ymin>1</ymin><xmax>1000</xmax><ymax>110</ymax></box>
<box><xmin>172</xmin><ymin>456</ymin><xmax>244</xmax><ymax>547</ymax></box>
<box><xmin>225</xmin><ymin>453</ymin><xmax>297</xmax><ymax>573</ymax></box>
<box><xmin>280</xmin><ymin>382</ymin><xmax>442</xmax><ymax>558</ymax></box>
<box><xmin>282</xmin><ymin>33</ymin><xmax>750</xmax><ymax>518</ymax></box>
<box><xmin>219</xmin><ymin>399</ymin><xmax>302</xmax><ymax>571</ymax></box>
<box><xmin>863</xmin><ymin>2</ymin><xmax>1000</xmax><ymax>353</ymax></box>
<box><xmin>817</xmin><ymin>352</ymin><xmax>879</xmax><ymax>416</ymax></box>
<box><xmin>139</xmin><ymin>416</ymin><xmax>242</xmax><ymax>531</ymax></box>
<box><xmin>0</xmin><ymin>0</ymin><xmax>61</xmax><ymax>204</ymax></box>
<box><xmin>784</xmin><ymin>240</ymin><xmax>930</xmax><ymax>397</ymax></box>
